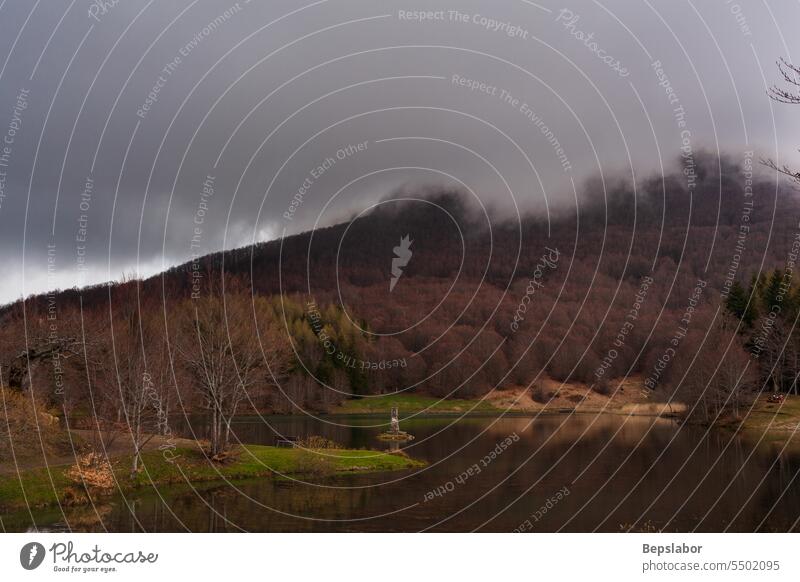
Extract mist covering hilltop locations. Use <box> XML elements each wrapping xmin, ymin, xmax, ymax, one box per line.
<box><xmin>2</xmin><ymin>154</ymin><xmax>798</xmax><ymax>415</ymax></box>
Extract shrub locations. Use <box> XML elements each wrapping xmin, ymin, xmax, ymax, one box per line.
<box><xmin>65</xmin><ymin>452</ymin><xmax>115</xmax><ymax>490</ymax></box>
<box><xmin>530</xmin><ymin>382</ymin><xmax>550</xmax><ymax>403</ymax></box>
<box><xmin>592</xmin><ymin>380</ymin><xmax>612</xmax><ymax>396</ymax></box>
<box><xmin>297</xmin><ymin>435</ymin><xmax>342</xmax><ymax>449</ymax></box>
<box><xmin>0</xmin><ymin>388</ymin><xmax>67</xmax><ymax>462</ymax></box>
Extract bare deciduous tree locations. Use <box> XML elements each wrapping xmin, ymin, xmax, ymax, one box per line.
<box><xmin>178</xmin><ymin>293</ymin><xmax>289</xmax><ymax>457</ymax></box>
<box><xmin>89</xmin><ymin>293</ymin><xmax>166</xmax><ymax>477</ymax></box>
<box><xmin>670</xmin><ymin>315</ymin><xmax>756</xmax><ymax>424</ymax></box>
<box><xmin>0</xmin><ymin>368</ymin><xmax>64</xmax><ymax>462</ymax></box>
<box><xmin>763</xmin><ymin>58</ymin><xmax>800</xmax><ymax>184</ymax></box>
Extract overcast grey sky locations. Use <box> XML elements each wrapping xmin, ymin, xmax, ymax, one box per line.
<box><xmin>0</xmin><ymin>0</ymin><xmax>798</xmax><ymax>304</ymax></box>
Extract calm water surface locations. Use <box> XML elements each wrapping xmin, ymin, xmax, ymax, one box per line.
<box><xmin>13</xmin><ymin>414</ymin><xmax>800</xmax><ymax>532</ymax></box>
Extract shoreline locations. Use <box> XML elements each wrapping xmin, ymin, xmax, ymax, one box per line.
<box><xmin>4</xmin><ymin>394</ymin><xmax>798</xmax><ymax>516</ymax></box>
<box><xmin>330</xmin><ymin>401</ymin><xmax>800</xmax><ymax>431</ymax></box>
<box><xmin>322</xmin><ymin>408</ymin><xmax>683</xmax><ymax>419</ymax></box>
<box><xmin>0</xmin><ymin>444</ymin><xmax>425</xmax><ymax>514</ymax></box>
<box><xmin>330</xmin><ymin>386</ymin><xmax>685</xmax><ymax>418</ymax></box>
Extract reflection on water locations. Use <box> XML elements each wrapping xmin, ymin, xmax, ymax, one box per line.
<box><xmin>13</xmin><ymin>414</ymin><xmax>800</xmax><ymax>532</ymax></box>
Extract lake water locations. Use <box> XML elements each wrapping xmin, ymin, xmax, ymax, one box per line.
<box><xmin>13</xmin><ymin>413</ymin><xmax>800</xmax><ymax>532</ymax></box>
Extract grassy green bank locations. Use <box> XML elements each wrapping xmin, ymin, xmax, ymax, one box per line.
<box><xmin>336</xmin><ymin>392</ymin><xmax>800</xmax><ymax>439</ymax></box>
<box><xmin>0</xmin><ymin>444</ymin><xmax>424</xmax><ymax>513</ymax></box>
<box><xmin>336</xmin><ymin>393</ymin><xmax>500</xmax><ymax>414</ymax></box>
<box><xmin>735</xmin><ymin>395</ymin><xmax>800</xmax><ymax>438</ymax></box>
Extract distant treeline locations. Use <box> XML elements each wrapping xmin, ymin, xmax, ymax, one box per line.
<box><xmin>1</xmin><ymin>152</ymin><xmax>799</xmax><ymax>425</ymax></box>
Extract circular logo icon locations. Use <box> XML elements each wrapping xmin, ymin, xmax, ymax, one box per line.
<box><xmin>19</xmin><ymin>542</ymin><xmax>46</xmax><ymax>570</ymax></box>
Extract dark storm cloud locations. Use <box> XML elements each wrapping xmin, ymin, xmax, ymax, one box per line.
<box><xmin>0</xmin><ymin>0</ymin><xmax>798</xmax><ymax>303</ymax></box>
